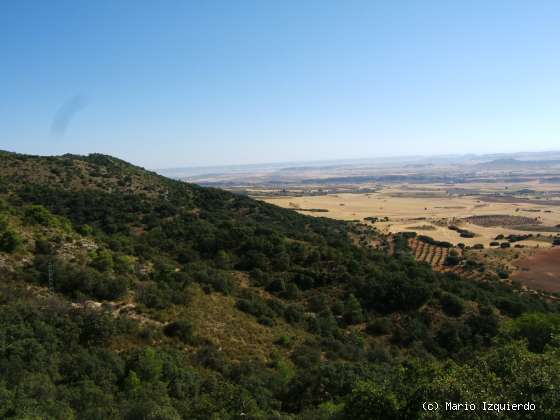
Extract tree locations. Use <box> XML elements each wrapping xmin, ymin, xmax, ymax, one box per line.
<box><xmin>507</xmin><ymin>313</ymin><xmax>560</xmax><ymax>353</ymax></box>
<box><xmin>366</xmin><ymin>318</ymin><xmax>392</xmax><ymax>336</ymax></box>
<box><xmin>215</xmin><ymin>250</ymin><xmax>232</xmax><ymax>269</ymax></box>
<box><xmin>310</xmin><ymin>310</ymin><xmax>338</xmax><ymax>337</ymax></box>
<box><xmin>440</xmin><ymin>293</ymin><xmax>464</xmax><ymax>317</ymax></box>
<box><xmin>444</xmin><ymin>253</ymin><xmax>461</xmax><ymax>266</ymax></box>
<box><xmin>91</xmin><ymin>249</ymin><xmax>114</xmax><ymax>272</ymax></box>
<box><xmin>0</xmin><ymin>214</ymin><xmax>8</xmax><ymax>231</ymax></box>
<box><xmin>0</xmin><ymin>230</ymin><xmax>21</xmax><ymax>253</ymax></box>
<box><xmin>284</xmin><ymin>283</ymin><xmax>300</xmax><ymax>300</ymax></box>
<box><xmin>24</xmin><ymin>205</ymin><xmax>55</xmax><ymax>226</ymax></box>
<box><xmin>135</xmin><ymin>347</ymin><xmax>163</xmax><ymax>382</ymax></box>
<box><xmin>34</xmin><ymin>238</ymin><xmax>53</xmax><ymax>255</ymax></box>
<box><xmin>291</xmin><ymin>344</ymin><xmax>321</xmax><ymax>369</ymax></box>
<box><xmin>284</xmin><ymin>304</ymin><xmax>304</xmax><ymax>324</ymax></box>
<box><xmin>343</xmin><ymin>380</ymin><xmax>402</xmax><ymax>420</ymax></box>
<box><xmin>163</xmin><ymin>320</ymin><xmax>195</xmax><ymax>344</ymax></box>
<box><xmin>344</xmin><ymin>294</ymin><xmax>364</xmax><ymax>324</ymax></box>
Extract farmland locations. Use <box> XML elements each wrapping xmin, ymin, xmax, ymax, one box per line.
<box><xmin>257</xmin><ymin>182</ymin><xmax>560</xmax><ymax>294</ymax></box>
<box><xmin>262</xmin><ymin>183</ymin><xmax>560</xmax><ymax>248</ymax></box>
<box><xmin>178</xmin><ymin>153</ymin><xmax>560</xmax><ymax>295</ymax></box>
<box><xmin>512</xmin><ymin>248</ymin><xmax>560</xmax><ymax>292</ymax></box>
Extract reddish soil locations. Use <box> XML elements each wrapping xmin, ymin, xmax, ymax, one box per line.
<box><xmin>512</xmin><ymin>247</ymin><xmax>560</xmax><ymax>292</ymax></box>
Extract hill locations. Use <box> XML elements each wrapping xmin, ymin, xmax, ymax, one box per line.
<box><xmin>1</xmin><ymin>150</ymin><xmax>560</xmax><ymax>419</ymax></box>
<box><xmin>475</xmin><ymin>158</ymin><xmax>560</xmax><ymax>169</ymax></box>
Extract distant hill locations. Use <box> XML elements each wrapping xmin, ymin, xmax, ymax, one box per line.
<box><xmin>0</xmin><ymin>150</ymin><xmax>559</xmax><ymax>418</ymax></box>
<box><xmin>476</xmin><ymin>157</ymin><xmax>560</xmax><ymax>169</ymax></box>
<box><xmin>158</xmin><ymin>151</ymin><xmax>560</xmax><ymax>187</ymax></box>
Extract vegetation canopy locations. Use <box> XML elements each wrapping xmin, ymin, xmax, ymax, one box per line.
<box><xmin>0</xmin><ymin>150</ymin><xmax>558</xmax><ymax>419</ymax></box>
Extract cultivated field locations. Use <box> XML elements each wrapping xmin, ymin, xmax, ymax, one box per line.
<box><xmin>208</xmin><ymin>156</ymin><xmax>560</xmax><ymax>294</ymax></box>
<box><xmin>407</xmin><ymin>238</ymin><xmax>494</xmax><ymax>282</ymax></box>
<box><xmin>262</xmin><ymin>183</ymin><xmax>560</xmax><ymax>248</ymax></box>
<box><xmin>511</xmin><ymin>248</ymin><xmax>560</xmax><ymax>293</ymax></box>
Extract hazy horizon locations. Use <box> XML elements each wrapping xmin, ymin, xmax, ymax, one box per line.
<box><xmin>155</xmin><ymin>148</ymin><xmax>560</xmax><ymax>172</ymax></box>
<box><xmin>3</xmin><ymin>147</ymin><xmax>560</xmax><ymax>172</ymax></box>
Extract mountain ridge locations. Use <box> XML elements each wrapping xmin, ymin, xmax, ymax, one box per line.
<box><xmin>0</xmin><ymin>150</ymin><xmax>559</xmax><ymax>418</ymax></box>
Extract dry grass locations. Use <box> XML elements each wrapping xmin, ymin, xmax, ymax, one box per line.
<box><xmin>263</xmin><ymin>184</ymin><xmax>560</xmax><ymax>247</ymax></box>
<box><xmin>164</xmin><ymin>285</ymin><xmax>312</xmax><ymax>363</ymax></box>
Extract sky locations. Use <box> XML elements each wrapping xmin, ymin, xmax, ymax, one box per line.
<box><xmin>1</xmin><ymin>1</ymin><xmax>559</xmax><ymax>169</ymax></box>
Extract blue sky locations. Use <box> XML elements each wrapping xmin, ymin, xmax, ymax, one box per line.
<box><xmin>1</xmin><ymin>1</ymin><xmax>559</xmax><ymax>168</ymax></box>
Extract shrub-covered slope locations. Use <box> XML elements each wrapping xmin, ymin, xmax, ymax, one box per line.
<box><xmin>0</xmin><ymin>150</ymin><xmax>559</xmax><ymax>419</ymax></box>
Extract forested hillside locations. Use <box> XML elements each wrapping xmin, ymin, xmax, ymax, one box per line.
<box><xmin>1</xmin><ymin>150</ymin><xmax>560</xmax><ymax>419</ymax></box>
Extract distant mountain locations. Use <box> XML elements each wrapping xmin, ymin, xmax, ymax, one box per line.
<box><xmin>476</xmin><ymin>158</ymin><xmax>560</xmax><ymax>169</ymax></box>
<box><xmin>158</xmin><ymin>151</ymin><xmax>560</xmax><ymax>186</ymax></box>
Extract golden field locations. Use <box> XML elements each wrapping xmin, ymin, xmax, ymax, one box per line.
<box><xmin>262</xmin><ymin>183</ymin><xmax>560</xmax><ymax>248</ymax></box>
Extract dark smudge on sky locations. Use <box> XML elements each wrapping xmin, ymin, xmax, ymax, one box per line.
<box><xmin>50</xmin><ymin>95</ymin><xmax>88</xmax><ymax>138</ymax></box>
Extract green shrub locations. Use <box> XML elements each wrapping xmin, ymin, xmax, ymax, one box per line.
<box><xmin>275</xmin><ymin>335</ymin><xmax>292</xmax><ymax>347</ymax></box>
<box><xmin>440</xmin><ymin>293</ymin><xmax>465</xmax><ymax>317</ymax></box>
<box><xmin>366</xmin><ymin>318</ymin><xmax>392</xmax><ymax>336</ymax></box>
<box><xmin>24</xmin><ymin>205</ymin><xmax>55</xmax><ymax>226</ymax></box>
<box><xmin>344</xmin><ymin>294</ymin><xmax>364</xmax><ymax>324</ymax></box>
<box><xmin>507</xmin><ymin>313</ymin><xmax>560</xmax><ymax>353</ymax></box>
<box><xmin>291</xmin><ymin>344</ymin><xmax>321</xmax><ymax>368</ymax></box>
<box><xmin>284</xmin><ymin>304</ymin><xmax>304</xmax><ymax>324</ymax></box>
<box><xmin>0</xmin><ymin>230</ymin><xmax>21</xmax><ymax>253</ymax></box>
<box><xmin>444</xmin><ymin>254</ymin><xmax>461</xmax><ymax>266</ymax></box>
<box><xmin>34</xmin><ymin>238</ymin><xmax>53</xmax><ymax>255</ymax></box>
<box><xmin>163</xmin><ymin>320</ymin><xmax>195</xmax><ymax>344</ymax></box>
<box><xmin>258</xmin><ymin>316</ymin><xmax>275</xmax><ymax>327</ymax></box>
<box><xmin>343</xmin><ymin>380</ymin><xmax>402</xmax><ymax>420</ymax></box>
<box><xmin>91</xmin><ymin>249</ymin><xmax>114</xmax><ymax>272</ymax></box>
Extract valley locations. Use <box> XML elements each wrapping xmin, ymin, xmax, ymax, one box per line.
<box><xmin>182</xmin><ymin>154</ymin><xmax>560</xmax><ymax>297</ymax></box>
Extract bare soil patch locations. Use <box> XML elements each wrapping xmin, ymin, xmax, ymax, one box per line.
<box><xmin>511</xmin><ymin>248</ymin><xmax>560</xmax><ymax>292</ymax></box>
